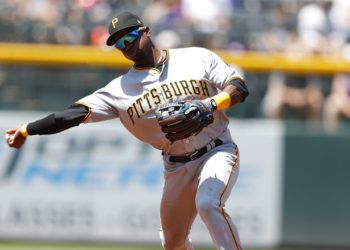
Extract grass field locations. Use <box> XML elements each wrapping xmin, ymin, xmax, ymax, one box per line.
<box><xmin>0</xmin><ymin>242</ymin><xmax>345</xmax><ymax>250</ymax></box>
<box><xmin>0</xmin><ymin>242</ymin><xmax>213</xmax><ymax>250</ymax></box>
<box><xmin>0</xmin><ymin>241</ymin><xmax>274</xmax><ymax>250</ymax></box>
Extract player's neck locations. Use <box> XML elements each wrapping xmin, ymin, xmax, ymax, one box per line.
<box><xmin>134</xmin><ymin>48</ymin><xmax>163</xmax><ymax>68</ymax></box>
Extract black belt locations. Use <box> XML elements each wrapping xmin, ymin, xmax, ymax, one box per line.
<box><xmin>169</xmin><ymin>139</ymin><xmax>223</xmax><ymax>163</ymax></box>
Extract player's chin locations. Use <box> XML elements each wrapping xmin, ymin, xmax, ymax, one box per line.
<box><xmin>123</xmin><ymin>49</ymin><xmax>143</xmax><ymax>62</ymax></box>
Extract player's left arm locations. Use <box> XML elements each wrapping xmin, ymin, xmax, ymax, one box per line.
<box><xmin>203</xmin><ymin>49</ymin><xmax>249</xmax><ymax>110</ymax></box>
<box><xmin>211</xmin><ymin>77</ymin><xmax>249</xmax><ymax>110</ymax></box>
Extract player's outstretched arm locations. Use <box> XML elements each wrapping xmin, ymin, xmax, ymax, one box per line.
<box><xmin>5</xmin><ymin>103</ymin><xmax>90</xmax><ymax>149</ymax></box>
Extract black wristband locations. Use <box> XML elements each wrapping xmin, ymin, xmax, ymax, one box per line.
<box><xmin>230</xmin><ymin>78</ymin><xmax>249</xmax><ymax>102</ymax></box>
<box><xmin>209</xmin><ymin>98</ymin><xmax>218</xmax><ymax>111</ymax></box>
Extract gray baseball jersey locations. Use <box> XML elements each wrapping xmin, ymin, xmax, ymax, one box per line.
<box><xmin>77</xmin><ymin>47</ymin><xmax>241</xmax><ymax>155</ymax></box>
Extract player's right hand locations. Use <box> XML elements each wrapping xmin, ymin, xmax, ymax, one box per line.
<box><xmin>5</xmin><ymin>126</ymin><xmax>27</xmax><ymax>149</ymax></box>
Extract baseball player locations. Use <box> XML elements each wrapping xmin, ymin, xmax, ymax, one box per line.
<box><xmin>6</xmin><ymin>12</ymin><xmax>248</xmax><ymax>250</ymax></box>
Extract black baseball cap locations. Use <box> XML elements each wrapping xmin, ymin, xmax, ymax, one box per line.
<box><xmin>106</xmin><ymin>12</ymin><xmax>144</xmax><ymax>46</ymax></box>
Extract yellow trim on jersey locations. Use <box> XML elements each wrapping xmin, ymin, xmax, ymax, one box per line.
<box><xmin>133</xmin><ymin>67</ymin><xmax>161</xmax><ymax>75</ymax></box>
<box><xmin>151</xmin><ymin>68</ymin><xmax>161</xmax><ymax>74</ymax></box>
<box><xmin>163</xmin><ymin>49</ymin><xmax>169</xmax><ymax>64</ymax></box>
<box><xmin>212</xmin><ymin>92</ymin><xmax>231</xmax><ymax>110</ymax></box>
<box><xmin>20</xmin><ymin>124</ymin><xmax>29</xmax><ymax>137</ymax></box>
<box><xmin>133</xmin><ymin>66</ymin><xmax>155</xmax><ymax>71</ymax></box>
<box><xmin>75</xmin><ymin>101</ymin><xmax>92</xmax><ymax>123</ymax></box>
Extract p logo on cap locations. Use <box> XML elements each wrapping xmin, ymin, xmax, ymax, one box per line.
<box><xmin>111</xmin><ymin>18</ymin><xmax>119</xmax><ymax>29</ymax></box>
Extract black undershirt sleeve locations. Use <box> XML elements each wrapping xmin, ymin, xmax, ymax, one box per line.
<box><xmin>27</xmin><ymin>103</ymin><xmax>90</xmax><ymax>135</ymax></box>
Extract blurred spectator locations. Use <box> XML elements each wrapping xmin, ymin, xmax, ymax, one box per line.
<box><xmin>142</xmin><ymin>0</ymin><xmax>182</xmax><ymax>32</ymax></box>
<box><xmin>259</xmin><ymin>2</ymin><xmax>297</xmax><ymax>52</ymax></box>
<box><xmin>181</xmin><ymin>0</ymin><xmax>233</xmax><ymax>48</ymax></box>
<box><xmin>330</xmin><ymin>0</ymin><xmax>350</xmax><ymax>41</ymax></box>
<box><xmin>90</xmin><ymin>25</ymin><xmax>109</xmax><ymax>46</ymax></box>
<box><xmin>154</xmin><ymin>29</ymin><xmax>181</xmax><ymax>49</ymax></box>
<box><xmin>141</xmin><ymin>0</ymin><xmax>185</xmax><ymax>47</ymax></box>
<box><xmin>322</xmin><ymin>0</ymin><xmax>350</xmax><ymax>132</ymax></box>
<box><xmin>323</xmin><ymin>72</ymin><xmax>350</xmax><ymax>133</ymax></box>
<box><xmin>297</xmin><ymin>0</ymin><xmax>333</xmax><ymax>54</ymax></box>
<box><xmin>261</xmin><ymin>1</ymin><xmax>334</xmax><ymax>122</ymax></box>
<box><xmin>262</xmin><ymin>72</ymin><xmax>324</xmax><ymax>122</ymax></box>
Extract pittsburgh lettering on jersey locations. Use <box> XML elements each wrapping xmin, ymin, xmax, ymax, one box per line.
<box><xmin>127</xmin><ymin>80</ymin><xmax>209</xmax><ymax>124</ymax></box>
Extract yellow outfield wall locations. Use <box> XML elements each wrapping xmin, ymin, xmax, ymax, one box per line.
<box><xmin>0</xmin><ymin>42</ymin><xmax>350</xmax><ymax>75</ymax></box>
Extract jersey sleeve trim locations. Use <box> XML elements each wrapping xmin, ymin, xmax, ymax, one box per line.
<box><xmin>223</xmin><ymin>76</ymin><xmax>245</xmax><ymax>89</ymax></box>
<box><xmin>223</xmin><ymin>76</ymin><xmax>249</xmax><ymax>103</ymax></box>
<box><xmin>75</xmin><ymin>101</ymin><xmax>92</xmax><ymax>123</ymax></box>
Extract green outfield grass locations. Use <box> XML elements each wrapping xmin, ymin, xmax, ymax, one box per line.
<box><xmin>0</xmin><ymin>241</ymin><xmax>346</xmax><ymax>250</ymax></box>
<box><xmin>2</xmin><ymin>242</ymin><xmax>340</xmax><ymax>250</ymax></box>
<box><xmin>0</xmin><ymin>242</ymin><xmax>211</xmax><ymax>250</ymax></box>
<box><xmin>0</xmin><ymin>241</ymin><xmax>273</xmax><ymax>250</ymax></box>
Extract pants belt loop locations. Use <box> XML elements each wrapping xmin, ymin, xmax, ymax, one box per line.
<box><xmin>209</xmin><ymin>140</ymin><xmax>215</xmax><ymax>150</ymax></box>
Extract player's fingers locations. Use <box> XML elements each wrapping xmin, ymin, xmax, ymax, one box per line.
<box><xmin>13</xmin><ymin>127</ymin><xmax>22</xmax><ymax>137</ymax></box>
<box><xmin>5</xmin><ymin>133</ymin><xmax>13</xmax><ymax>144</ymax></box>
<box><xmin>6</xmin><ymin>135</ymin><xmax>17</xmax><ymax>147</ymax></box>
<box><xmin>5</xmin><ymin>128</ymin><xmax>18</xmax><ymax>135</ymax></box>
<box><xmin>5</xmin><ymin>128</ymin><xmax>17</xmax><ymax>145</ymax></box>
<box><xmin>7</xmin><ymin>135</ymin><xmax>25</xmax><ymax>149</ymax></box>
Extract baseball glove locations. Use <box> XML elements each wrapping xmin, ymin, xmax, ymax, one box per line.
<box><xmin>155</xmin><ymin>100</ymin><xmax>216</xmax><ymax>142</ymax></box>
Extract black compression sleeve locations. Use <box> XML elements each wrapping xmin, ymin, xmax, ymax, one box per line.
<box><xmin>27</xmin><ymin>104</ymin><xmax>90</xmax><ymax>135</ymax></box>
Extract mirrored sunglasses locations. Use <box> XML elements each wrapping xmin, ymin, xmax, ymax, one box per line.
<box><xmin>115</xmin><ymin>27</ymin><xmax>143</xmax><ymax>50</ymax></box>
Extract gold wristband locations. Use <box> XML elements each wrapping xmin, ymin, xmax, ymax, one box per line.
<box><xmin>20</xmin><ymin>124</ymin><xmax>29</xmax><ymax>137</ymax></box>
<box><xmin>212</xmin><ymin>92</ymin><xmax>231</xmax><ymax>110</ymax></box>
